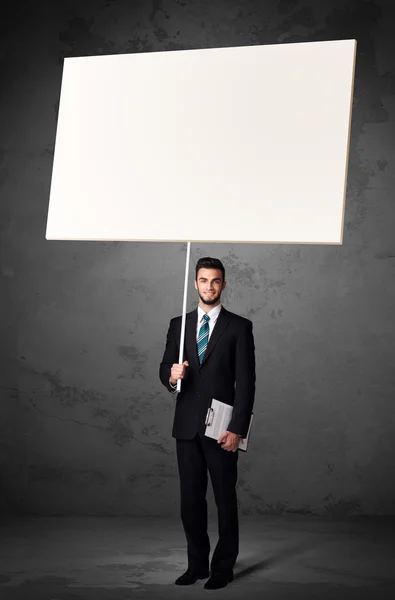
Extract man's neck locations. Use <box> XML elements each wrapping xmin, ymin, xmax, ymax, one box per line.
<box><xmin>199</xmin><ymin>302</ymin><xmax>221</xmax><ymax>313</ymax></box>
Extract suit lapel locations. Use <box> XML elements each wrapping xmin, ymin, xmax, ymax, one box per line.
<box><xmin>185</xmin><ymin>306</ymin><xmax>231</xmax><ymax>369</ymax></box>
<box><xmin>199</xmin><ymin>306</ymin><xmax>230</xmax><ymax>368</ymax></box>
<box><xmin>185</xmin><ymin>309</ymin><xmax>199</xmax><ymax>369</ymax></box>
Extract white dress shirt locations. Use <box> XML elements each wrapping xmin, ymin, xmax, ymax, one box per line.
<box><xmin>196</xmin><ymin>303</ymin><xmax>222</xmax><ymax>340</ymax></box>
<box><xmin>169</xmin><ymin>304</ymin><xmax>222</xmax><ymax>392</ymax></box>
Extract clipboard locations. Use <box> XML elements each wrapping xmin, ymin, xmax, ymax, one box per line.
<box><xmin>204</xmin><ymin>398</ymin><xmax>254</xmax><ymax>452</ymax></box>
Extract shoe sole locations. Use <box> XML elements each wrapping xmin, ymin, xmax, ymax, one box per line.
<box><xmin>175</xmin><ymin>573</ymin><xmax>210</xmax><ymax>585</ymax></box>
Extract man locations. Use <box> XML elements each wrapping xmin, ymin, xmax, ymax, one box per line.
<box><xmin>159</xmin><ymin>257</ymin><xmax>256</xmax><ymax>590</ymax></box>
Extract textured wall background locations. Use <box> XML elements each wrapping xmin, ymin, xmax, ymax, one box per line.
<box><xmin>1</xmin><ymin>0</ymin><xmax>394</xmax><ymax>516</ymax></box>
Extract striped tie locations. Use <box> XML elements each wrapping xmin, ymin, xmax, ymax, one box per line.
<box><xmin>197</xmin><ymin>313</ymin><xmax>210</xmax><ymax>364</ymax></box>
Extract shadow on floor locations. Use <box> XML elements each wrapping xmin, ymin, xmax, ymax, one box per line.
<box><xmin>235</xmin><ymin>539</ymin><xmax>319</xmax><ymax>580</ymax></box>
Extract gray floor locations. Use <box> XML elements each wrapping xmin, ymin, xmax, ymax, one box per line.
<box><xmin>0</xmin><ymin>515</ymin><xmax>394</xmax><ymax>599</ymax></box>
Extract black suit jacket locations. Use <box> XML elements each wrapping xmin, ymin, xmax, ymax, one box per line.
<box><xmin>159</xmin><ymin>306</ymin><xmax>256</xmax><ymax>439</ymax></box>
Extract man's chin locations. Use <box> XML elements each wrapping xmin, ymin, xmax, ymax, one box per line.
<box><xmin>200</xmin><ymin>296</ymin><xmax>219</xmax><ymax>306</ymax></box>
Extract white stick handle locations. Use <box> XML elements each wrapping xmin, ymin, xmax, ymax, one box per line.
<box><xmin>177</xmin><ymin>242</ymin><xmax>191</xmax><ymax>393</ymax></box>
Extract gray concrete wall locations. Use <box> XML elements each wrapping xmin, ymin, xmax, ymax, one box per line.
<box><xmin>1</xmin><ymin>0</ymin><xmax>394</xmax><ymax>516</ymax></box>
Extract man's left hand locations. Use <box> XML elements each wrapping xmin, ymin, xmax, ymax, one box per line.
<box><xmin>217</xmin><ymin>431</ymin><xmax>240</xmax><ymax>452</ymax></box>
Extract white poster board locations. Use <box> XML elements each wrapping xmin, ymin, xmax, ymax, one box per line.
<box><xmin>46</xmin><ymin>40</ymin><xmax>356</xmax><ymax>244</ymax></box>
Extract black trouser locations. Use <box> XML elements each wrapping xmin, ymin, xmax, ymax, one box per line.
<box><xmin>176</xmin><ymin>433</ymin><xmax>239</xmax><ymax>574</ymax></box>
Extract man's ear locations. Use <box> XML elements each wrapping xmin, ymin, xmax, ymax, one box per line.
<box><xmin>194</xmin><ymin>280</ymin><xmax>198</xmax><ymax>290</ymax></box>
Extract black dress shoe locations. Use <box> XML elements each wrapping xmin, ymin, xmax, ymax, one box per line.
<box><xmin>204</xmin><ymin>571</ymin><xmax>234</xmax><ymax>590</ymax></box>
<box><xmin>175</xmin><ymin>568</ymin><xmax>210</xmax><ymax>585</ymax></box>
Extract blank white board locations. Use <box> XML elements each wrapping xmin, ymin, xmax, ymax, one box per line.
<box><xmin>46</xmin><ymin>39</ymin><xmax>356</xmax><ymax>244</ymax></box>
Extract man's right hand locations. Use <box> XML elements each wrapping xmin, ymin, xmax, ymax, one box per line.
<box><xmin>169</xmin><ymin>361</ymin><xmax>189</xmax><ymax>384</ymax></box>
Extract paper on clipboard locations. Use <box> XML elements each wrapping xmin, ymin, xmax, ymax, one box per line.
<box><xmin>204</xmin><ymin>398</ymin><xmax>254</xmax><ymax>452</ymax></box>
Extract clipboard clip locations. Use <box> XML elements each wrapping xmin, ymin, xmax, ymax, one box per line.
<box><xmin>205</xmin><ymin>407</ymin><xmax>214</xmax><ymax>426</ymax></box>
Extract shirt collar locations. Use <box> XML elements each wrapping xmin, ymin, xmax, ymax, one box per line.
<box><xmin>198</xmin><ymin>303</ymin><xmax>222</xmax><ymax>323</ymax></box>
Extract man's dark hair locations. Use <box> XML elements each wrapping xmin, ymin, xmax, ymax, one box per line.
<box><xmin>195</xmin><ymin>257</ymin><xmax>225</xmax><ymax>282</ymax></box>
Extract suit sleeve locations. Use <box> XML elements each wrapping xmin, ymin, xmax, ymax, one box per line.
<box><xmin>227</xmin><ymin>320</ymin><xmax>256</xmax><ymax>438</ymax></box>
<box><xmin>159</xmin><ymin>318</ymin><xmax>189</xmax><ymax>393</ymax></box>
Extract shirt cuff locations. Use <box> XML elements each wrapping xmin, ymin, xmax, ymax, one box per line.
<box><xmin>169</xmin><ymin>380</ymin><xmax>177</xmax><ymax>393</ymax></box>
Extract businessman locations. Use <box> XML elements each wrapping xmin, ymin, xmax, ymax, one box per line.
<box><xmin>159</xmin><ymin>257</ymin><xmax>256</xmax><ymax>590</ymax></box>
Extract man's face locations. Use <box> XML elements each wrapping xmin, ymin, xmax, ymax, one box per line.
<box><xmin>194</xmin><ymin>268</ymin><xmax>226</xmax><ymax>307</ymax></box>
